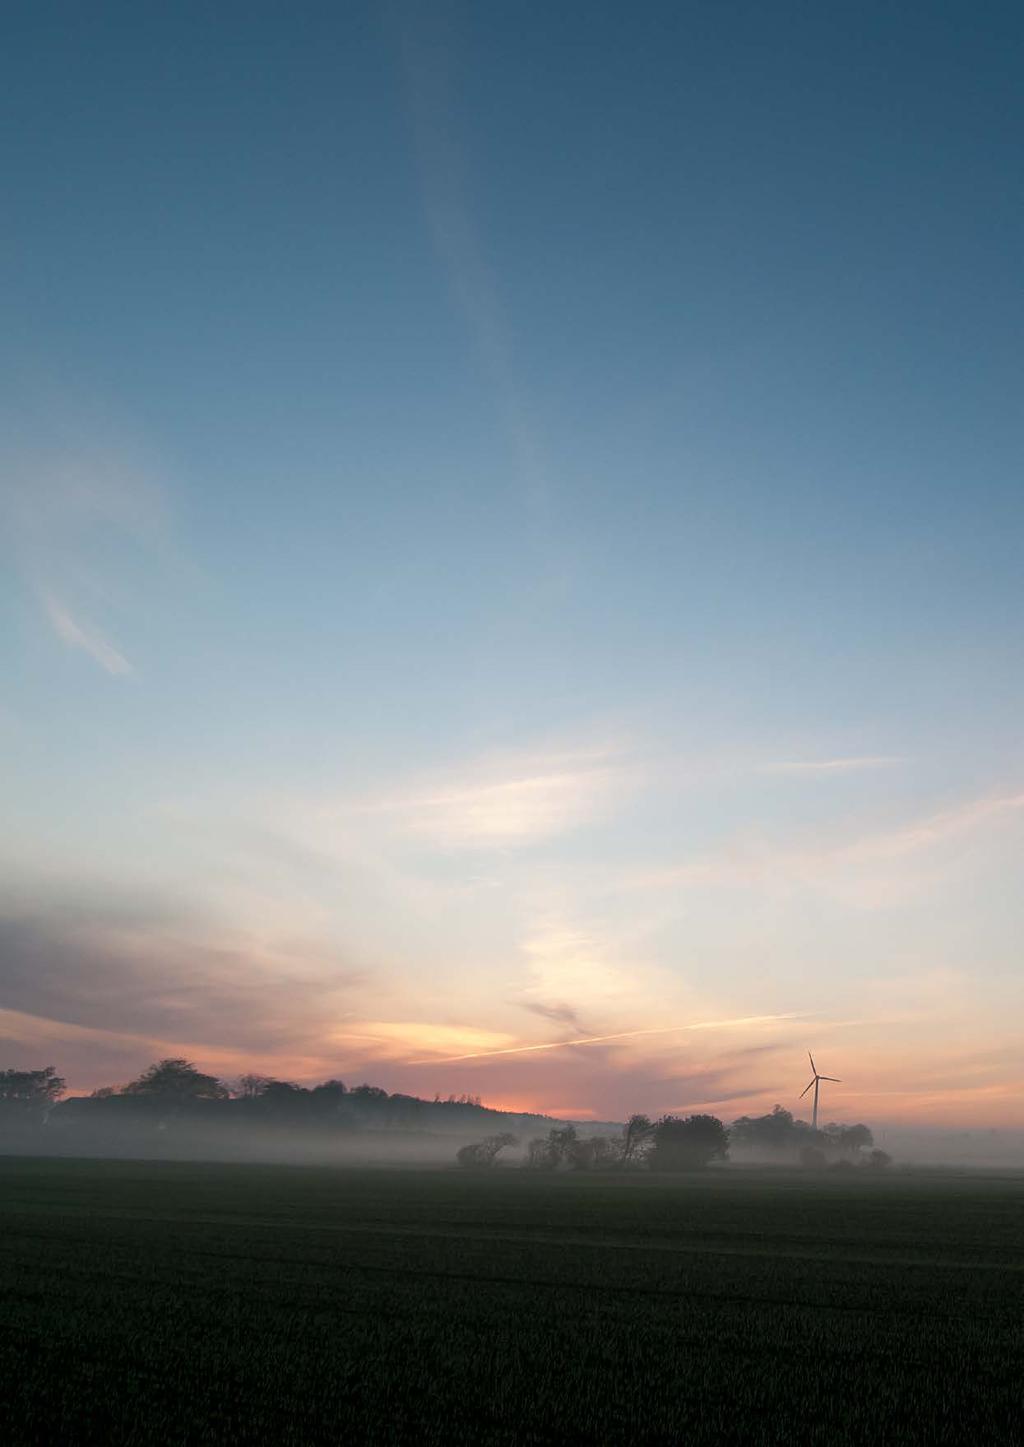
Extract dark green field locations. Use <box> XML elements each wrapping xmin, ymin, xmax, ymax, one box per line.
<box><xmin>1</xmin><ymin>1158</ymin><xmax>1021</xmax><ymax>1445</ymax></box>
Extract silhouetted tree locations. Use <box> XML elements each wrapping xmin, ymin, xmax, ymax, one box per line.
<box><xmin>523</xmin><ymin>1125</ymin><xmax>576</xmax><ymax>1170</ymax></box>
<box><xmin>566</xmin><ymin>1134</ymin><xmax>597</xmax><ymax>1170</ymax></box>
<box><xmin>310</xmin><ymin>1080</ymin><xmax>348</xmax><ymax>1117</ymax></box>
<box><xmin>259</xmin><ymin>1080</ymin><xmax>308</xmax><ymax>1101</ymax></box>
<box><xmin>592</xmin><ymin>1134</ymin><xmax>624</xmax><ymax>1169</ymax></box>
<box><xmin>549</xmin><ymin>1124</ymin><xmax>578</xmax><ymax>1161</ymax></box>
<box><xmin>648</xmin><ymin>1114</ymin><xmax>728</xmax><ymax>1171</ymax></box>
<box><xmin>730</xmin><ymin>1105</ymin><xmax>815</xmax><ymax>1153</ymax></box>
<box><xmin>824</xmin><ymin>1122</ymin><xmax>874</xmax><ymax>1155</ymax></box>
<box><xmin>525</xmin><ymin>1135</ymin><xmax>559</xmax><ymax>1169</ymax></box>
<box><xmin>846</xmin><ymin>1124</ymin><xmax>874</xmax><ymax>1155</ymax></box>
<box><xmin>566</xmin><ymin>1133</ymin><xmax>623</xmax><ymax>1171</ymax></box>
<box><xmin>236</xmin><ymin>1074</ymin><xmax>273</xmax><ymax>1099</ymax></box>
<box><xmin>0</xmin><ymin>1066</ymin><xmax>65</xmax><ymax>1122</ymax></box>
<box><xmin>521</xmin><ymin>1124</ymin><xmax>623</xmax><ymax>1172</ymax></box>
<box><xmin>385</xmin><ymin>1093</ymin><xmax>425</xmax><ymax>1128</ymax></box>
<box><xmin>733</xmin><ymin>1106</ymin><xmax>881</xmax><ymax>1163</ymax></box>
<box><xmin>867</xmin><ymin>1148</ymin><xmax>892</xmax><ymax>1170</ymax></box>
<box><xmin>256</xmin><ymin>1081</ymin><xmax>311</xmax><ymax>1120</ymax></box>
<box><xmin>621</xmin><ymin>1113</ymin><xmax>654</xmax><ymax>1168</ymax></box>
<box><xmin>121</xmin><ymin>1059</ymin><xmax>228</xmax><ymax>1101</ymax></box>
<box><xmin>456</xmin><ymin>1132</ymin><xmax>518</xmax><ymax>1168</ymax></box>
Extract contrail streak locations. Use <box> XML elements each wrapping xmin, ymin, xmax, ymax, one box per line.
<box><xmin>406</xmin><ymin>1013</ymin><xmax>803</xmax><ymax>1065</ymax></box>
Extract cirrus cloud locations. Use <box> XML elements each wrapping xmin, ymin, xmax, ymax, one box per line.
<box><xmin>43</xmin><ymin>593</ymin><xmax>132</xmax><ymax>676</ymax></box>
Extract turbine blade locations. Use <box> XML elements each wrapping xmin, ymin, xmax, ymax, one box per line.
<box><xmin>808</xmin><ymin>1051</ymin><xmax>816</xmax><ymax>1073</ymax></box>
<box><xmin>821</xmin><ymin>1076</ymin><xmax>841</xmax><ymax>1083</ymax></box>
<box><xmin>799</xmin><ymin>1080</ymin><xmax>814</xmax><ymax>1098</ymax></box>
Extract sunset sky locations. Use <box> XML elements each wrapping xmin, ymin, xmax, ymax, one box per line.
<box><xmin>3</xmin><ymin>3</ymin><xmax>1022</xmax><ymax>1127</ymax></box>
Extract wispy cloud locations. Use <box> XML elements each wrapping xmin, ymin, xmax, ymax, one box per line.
<box><xmin>2</xmin><ymin>444</ymin><xmax>165</xmax><ymax>542</ymax></box>
<box><xmin>0</xmin><ymin>901</ymin><xmax>363</xmax><ymax>1060</ymax></box>
<box><xmin>43</xmin><ymin>593</ymin><xmax>131</xmax><ymax>675</ymax></box>
<box><xmin>395</xmin><ymin>6</ymin><xmax>565</xmax><ymax>598</ymax></box>
<box><xmin>3</xmin><ymin>428</ymin><xmax>169</xmax><ymax>675</ymax></box>
<box><xmin>635</xmin><ymin>785</ymin><xmax>1024</xmax><ymax>901</ymax></box>
<box><xmin>304</xmin><ymin>744</ymin><xmax>635</xmax><ymax>853</ymax></box>
<box><xmin>406</xmin><ymin>1013</ymin><xmax>804</xmax><ymax>1065</ymax></box>
<box><xmin>764</xmin><ymin>756</ymin><xmax>903</xmax><ymax>775</ymax></box>
<box><xmin>517</xmin><ymin>999</ymin><xmax>589</xmax><ymax>1033</ymax></box>
<box><xmin>0</xmin><ymin>1005</ymin><xmax>341</xmax><ymax>1091</ymax></box>
<box><xmin>516</xmin><ymin>919</ymin><xmax>645</xmax><ymax>1017</ymax></box>
<box><xmin>847</xmin><ymin>789</ymin><xmax>1024</xmax><ymax>861</ymax></box>
<box><xmin>398</xmin><ymin>14</ymin><xmax>538</xmax><ymax>479</ymax></box>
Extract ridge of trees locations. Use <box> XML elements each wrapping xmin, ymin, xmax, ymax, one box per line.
<box><xmin>0</xmin><ymin>1058</ymin><xmax>552</xmax><ymax>1138</ymax></box>
<box><xmin>0</xmin><ymin>1061</ymin><xmax>891</xmax><ymax>1170</ymax></box>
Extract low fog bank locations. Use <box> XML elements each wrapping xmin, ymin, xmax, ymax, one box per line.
<box><xmin>2</xmin><ymin>1097</ymin><xmax>564</xmax><ymax>1169</ymax></box>
<box><xmin>727</xmin><ymin>1105</ymin><xmax>1024</xmax><ymax>1171</ymax></box>
<box><xmin>10</xmin><ymin>1115</ymin><xmax>551</xmax><ymax>1168</ymax></box>
<box><xmin>866</xmin><ymin>1126</ymin><xmax>1024</xmax><ymax>1170</ymax></box>
<box><xmin>4</xmin><ymin>1061</ymin><xmax>1021</xmax><ymax>1173</ymax></box>
<box><xmin>0</xmin><ymin>1059</ymin><xmax>570</xmax><ymax>1166</ymax></box>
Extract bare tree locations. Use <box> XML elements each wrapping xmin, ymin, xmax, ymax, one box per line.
<box><xmin>456</xmin><ymin>1132</ymin><xmax>519</xmax><ymax>1168</ymax></box>
<box><xmin>522</xmin><ymin>1124</ymin><xmax>584</xmax><ymax>1170</ymax></box>
<box><xmin>525</xmin><ymin>1136</ymin><xmax>559</xmax><ymax>1170</ymax></box>
<box><xmin>567</xmin><ymin>1133</ymin><xmax>623</xmax><ymax>1171</ymax></box>
<box><xmin>621</xmin><ymin>1113</ymin><xmax>653</xmax><ymax>1168</ymax></box>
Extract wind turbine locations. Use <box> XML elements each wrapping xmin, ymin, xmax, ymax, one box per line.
<box><xmin>800</xmin><ymin>1052</ymin><xmax>840</xmax><ymax>1133</ymax></box>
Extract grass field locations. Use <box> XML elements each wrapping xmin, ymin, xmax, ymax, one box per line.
<box><xmin>0</xmin><ymin>1157</ymin><xmax>1021</xmax><ymax>1445</ymax></box>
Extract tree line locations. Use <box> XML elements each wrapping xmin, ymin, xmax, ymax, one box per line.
<box><xmin>458</xmin><ymin>1108</ymin><xmax>891</xmax><ymax>1173</ymax></box>
<box><xmin>458</xmin><ymin>1113</ymin><xmax>731</xmax><ymax>1172</ymax></box>
<box><xmin>0</xmin><ymin>1061</ymin><xmax>891</xmax><ymax>1170</ymax></box>
<box><xmin>0</xmin><ymin>1059</ymin><xmax>545</xmax><ymax>1138</ymax></box>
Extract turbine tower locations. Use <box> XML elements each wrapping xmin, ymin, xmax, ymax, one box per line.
<box><xmin>800</xmin><ymin>1052</ymin><xmax>840</xmax><ymax>1133</ymax></box>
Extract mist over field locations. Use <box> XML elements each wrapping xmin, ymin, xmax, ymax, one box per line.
<box><xmin>26</xmin><ymin>1115</ymin><xmax>1024</xmax><ymax>1172</ymax></box>
<box><xmin>21</xmin><ymin>1101</ymin><xmax>564</xmax><ymax>1170</ymax></box>
<box><xmin>5</xmin><ymin>1057</ymin><xmax>1022</xmax><ymax>1173</ymax></box>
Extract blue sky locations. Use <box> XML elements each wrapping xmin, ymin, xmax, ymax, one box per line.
<box><xmin>2</xmin><ymin>3</ymin><xmax>1022</xmax><ymax>1123</ymax></box>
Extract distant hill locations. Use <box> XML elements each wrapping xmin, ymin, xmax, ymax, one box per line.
<box><xmin>2</xmin><ymin>1081</ymin><xmax>616</xmax><ymax>1165</ymax></box>
<box><xmin>50</xmin><ymin>1086</ymin><xmax>563</xmax><ymax>1135</ymax></box>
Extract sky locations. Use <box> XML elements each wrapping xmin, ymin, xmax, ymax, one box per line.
<box><xmin>2</xmin><ymin>2</ymin><xmax>1023</xmax><ymax>1128</ymax></box>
